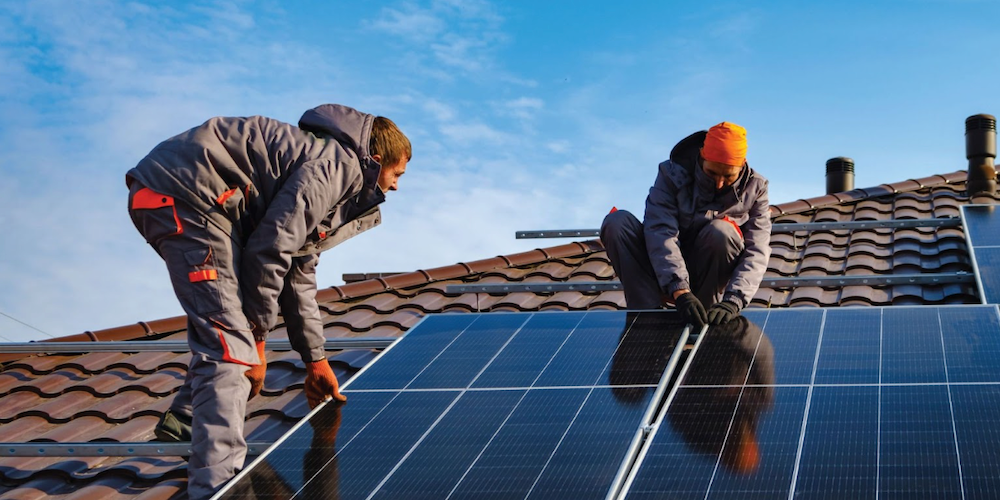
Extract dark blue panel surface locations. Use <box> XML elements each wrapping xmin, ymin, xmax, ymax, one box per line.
<box><xmin>940</xmin><ymin>306</ymin><xmax>1000</xmax><ymax>382</ymax></box>
<box><xmin>408</xmin><ymin>314</ymin><xmax>531</xmax><ymax>389</ymax></box>
<box><xmin>951</xmin><ymin>384</ymin><xmax>1000</xmax><ymax>498</ymax></box>
<box><xmin>706</xmin><ymin>387</ymin><xmax>809</xmax><ymax>499</ymax></box>
<box><xmin>755</xmin><ymin>309</ymin><xmax>822</xmax><ymax>385</ymax></box>
<box><xmin>964</xmin><ymin>204</ymin><xmax>1000</xmax><ymax>247</ymax></box>
<box><xmin>533</xmin><ymin>311</ymin><xmax>630</xmax><ymax>387</ymax></box>
<box><xmin>975</xmin><ymin>247</ymin><xmax>1000</xmax><ymax>304</ymax></box>
<box><xmin>347</xmin><ymin>314</ymin><xmax>477</xmax><ymax>390</ymax></box>
<box><xmin>447</xmin><ymin>388</ymin><xmax>592</xmax><ymax>498</ymax></box>
<box><xmin>681</xmin><ymin>315</ymin><xmax>769</xmax><ymax>387</ymax></box>
<box><xmin>881</xmin><ymin>307</ymin><xmax>946</xmax><ymax>383</ymax></box>
<box><xmin>472</xmin><ymin>312</ymin><xmax>583</xmax><ymax>388</ymax></box>
<box><xmin>528</xmin><ymin>387</ymin><xmax>655</xmax><ymax>499</ymax></box>
<box><xmin>815</xmin><ymin>308</ymin><xmax>880</xmax><ymax>384</ymax></box>
<box><xmin>371</xmin><ymin>389</ymin><xmax>526</xmax><ymax>499</ymax></box>
<box><xmin>794</xmin><ymin>386</ymin><xmax>879</xmax><ymax>498</ymax></box>
<box><xmin>878</xmin><ymin>385</ymin><xmax>962</xmax><ymax>499</ymax></box>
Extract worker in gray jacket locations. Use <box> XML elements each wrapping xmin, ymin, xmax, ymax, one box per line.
<box><xmin>126</xmin><ymin>104</ymin><xmax>410</xmax><ymax>499</ymax></box>
<box><xmin>601</xmin><ymin>122</ymin><xmax>770</xmax><ymax>326</ymax></box>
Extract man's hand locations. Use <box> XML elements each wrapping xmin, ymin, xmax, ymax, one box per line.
<box><xmin>707</xmin><ymin>301</ymin><xmax>741</xmax><ymax>325</ymax></box>
<box><xmin>674</xmin><ymin>292</ymin><xmax>708</xmax><ymax>327</ymax></box>
<box><xmin>245</xmin><ymin>340</ymin><xmax>267</xmax><ymax>399</ymax></box>
<box><xmin>305</xmin><ymin>358</ymin><xmax>347</xmax><ymax>408</ymax></box>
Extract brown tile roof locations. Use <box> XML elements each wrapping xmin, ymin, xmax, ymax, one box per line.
<box><xmin>0</xmin><ymin>169</ymin><xmax>993</xmax><ymax>498</ymax></box>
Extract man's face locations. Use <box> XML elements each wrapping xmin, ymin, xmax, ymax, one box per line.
<box><xmin>702</xmin><ymin>158</ymin><xmax>743</xmax><ymax>191</ymax></box>
<box><xmin>374</xmin><ymin>156</ymin><xmax>408</xmax><ymax>193</ymax></box>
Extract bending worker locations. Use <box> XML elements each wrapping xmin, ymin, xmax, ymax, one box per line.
<box><xmin>601</xmin><ymin>122</ymin><xmax>770</xmax><ymax>327</ymax></box>
<box><xmin>126</xmin><ymin>103</ymin><xmax>411</xmax><ymax>499</ymax></box>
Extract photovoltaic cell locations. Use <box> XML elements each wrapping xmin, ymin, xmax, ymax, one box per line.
<box><xmin>964</xmin><ymin>204</ymin><xmax>1000</xmax><ymax>247</ymax></box>
<box><xmin>219</xmin><ymin>310</ymin><xmax>687</xmax><ymax>500</ymax></box>
<box><xmin>221</xmin><ymin>305</ymin><xmax>1000</xmax><ymax>500</ymax></box>
<box><xmin>623</xmin><ymin>305</ymin><xmax>1000</xmax><ymax>500</ymax></box>
<box><xmin>963</xmin><ymin>204</ymin><xmax>1000</xmax><ymax>304</ymax></box>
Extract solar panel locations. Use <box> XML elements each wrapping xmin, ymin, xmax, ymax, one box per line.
<box><xmin>962</xmin><ymin>204</ymin><xmax>1000</xmax><ymax>303</ymax></box>
<box><xmin>215</xmin><ymin>310</ymin><xmax>691</xmax><ymax>500</ymax></box>
<box><xmin>619</xmin><ymin>305</ymin><xmax>1000</xmax><ymax>499</ymax></box>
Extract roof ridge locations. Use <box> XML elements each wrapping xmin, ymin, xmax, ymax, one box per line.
<box><xmin>770</xmin><ymin>170</ymin><xmax>966</xmax><ymax>216</ymax></box>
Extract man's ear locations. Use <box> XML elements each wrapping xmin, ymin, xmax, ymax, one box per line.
<box><xmin>371</xmin><ymin>154</ymin><xmax>382</xmax><ymax>164</ymax></box>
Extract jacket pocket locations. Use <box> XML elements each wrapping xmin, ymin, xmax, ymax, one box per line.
<box><xmin>183</xmin><ymin>246</ymin><xmax>223</xmax><ymax>314</ymax></box>
<box><xmin>205</xmin><ymin>313</ymin><xmax>257</xmax><ymax>366</ymax></box>
<box><xmin>130</xmin><ymin>187</ymin><xmax>183</xmax><ymax>245</ymax></box>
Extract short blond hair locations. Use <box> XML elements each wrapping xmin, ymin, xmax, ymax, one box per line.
<box><xmin>369</xmin><ymin>116</ymin><xmax>412</xmax><ymax>166</ymax></box>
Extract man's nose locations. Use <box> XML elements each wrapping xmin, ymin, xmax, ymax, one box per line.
<box><xmin>714</xmin><ymin>176</ymin><xmax>725</xmax><ymax>189</ymax></box>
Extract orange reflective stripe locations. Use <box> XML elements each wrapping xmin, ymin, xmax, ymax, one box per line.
<box><xmin>216</xmin><ymin>327</ymin><xmax>254</xmax><ymax>366</ymax></box>
<box><xmin>722</xmin><ymin>215</ymin><xmax>744</xmax><ymax>240</ymax></box>
<box><xmin>132</xmin><ymin>187</ymin><xmax>175</xmax><ymax>209</ymax></box>
<box><xmin>216</xmin><ymin>188</ymin><xmax>238</xmax><ymax>205</ymax></box>
<box><xmin>188</xmin><ymin>269</ymin><xmax>218</xmax><ymax>282</ymax></box>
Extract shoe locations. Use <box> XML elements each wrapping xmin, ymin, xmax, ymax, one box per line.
<box><xmin>154</xmin><ymin>409</ymin><xmax>193</xmax><ymax>442</ymax></box>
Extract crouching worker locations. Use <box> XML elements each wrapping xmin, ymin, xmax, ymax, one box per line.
<box><xmin>601</xmin><ymin>122</ymin><xmax>770</xmax><ymax>327</ymax></box>
<box><xmin>126</xmin><ymin>104</ymin><xmax>411</xmax><ymax>499</ymax></box>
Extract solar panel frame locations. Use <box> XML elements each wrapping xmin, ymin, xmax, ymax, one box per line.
<box><xmin>213</xmin><ymin>310</ymin><xmax>693</xmax><ymax>500</ymax></box>
<box><xmin>618</xmin><ymin>304</ymin><xmax>1000</xmax><ymax>500</ymax></box>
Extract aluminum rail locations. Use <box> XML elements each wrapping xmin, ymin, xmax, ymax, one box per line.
<box><xmin>445</xmin><ymin>272</ymin><xmax>975</xmax><ymax>294</ymax></box>
<box><xmin>0</xmin><ymin>441</ymin><xmax>271</xmax><ymax>457</ymax></box>
<box><xmin>514</xmin><ymin>218</ymin><xmax>961</xmax><ymax>239</ymax></box>
<box><xmin>0</xmin><ymin>337</ymin><xmax>396</xmax><ymax>354</ymax></box>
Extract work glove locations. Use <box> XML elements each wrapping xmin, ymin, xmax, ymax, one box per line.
<box><xmin>245</xmin><ymin>340</ymin><xmax>267</xmax><ymax>399</ymax></box>
<box><xmin>707</xmin><ymin>301</ymin><xmax>741</xmax><ymax>326</ymax></box>
<box><xmin>305</xmin><ymin>358</ymin><xmax>347</xmax><ymax>408</ymax></box>
<box><xmin>675</xmin><ymin>292</ymin><xmax>708</xmax><ymax>328</ymax></box>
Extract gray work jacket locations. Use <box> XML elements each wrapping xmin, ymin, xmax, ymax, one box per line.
<box><xmin>126</xmin><ymin>104</ymin><xmax>384</xmax><ymax>362</ymax></box>
<box><xmin>644</xmin><ymin>130</ymin><xmax>771</xmax><ymax>308</ymax></box>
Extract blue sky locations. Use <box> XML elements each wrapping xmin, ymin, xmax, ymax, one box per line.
<box><xmin>1</xmin><ymin>0</ymin><xmax>997</xmax><ymax>342</ymax></box>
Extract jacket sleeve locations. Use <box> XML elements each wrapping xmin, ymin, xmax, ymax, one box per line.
<box><xmin>723</xmin><ymin>179</ymin><xmax>771</xmax><ymax>308</ymax></box>
<box><xmin>279</xmin><ymin>253</ymin><xmax>326</xmax><ymax>363</ymax></box>
<box><xmin>241</xmin><ymin>159</ymin><xmax>360</xmax><ymax>336</ymax></box>
<box><xmin>643</xmin><ymin>164</ymin><xmax>690</xmax><ymax>295</ymax></box>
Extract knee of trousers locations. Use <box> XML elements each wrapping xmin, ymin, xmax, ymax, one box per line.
<box><xmin>601</xmin><ymin>210</ymin><xmax>642</xmax><ymax>244</ymax></box>
<box><xmin>697</xmin><ymin>219</ymin><xmax>744</xmax><ymax>257</ymax></box>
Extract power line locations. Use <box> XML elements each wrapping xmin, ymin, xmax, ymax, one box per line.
<box><xmin>0</xmin><ymin>310</ymin><xmax>54</xmax><ymax>339</ymax></box>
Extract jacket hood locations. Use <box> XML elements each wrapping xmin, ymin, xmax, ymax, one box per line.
<box><xmin>669</xmin><ymin>130</ymin><xmax>708</xmax><ymax>172</ymax></box>
<box><xmin>298</xmin><ymin>104</ymin><xmax>374</xmax><ymax>160</ymax></box>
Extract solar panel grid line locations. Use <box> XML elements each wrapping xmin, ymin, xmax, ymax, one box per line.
<box><xmin>877</xmin><ymin>307</ymin><xmax>883</xmax><ymax>500</ymax></box>
<box><xmin>209</xmin><ymin>315</ymin><xmax>440</xmax><ymax>500</ymax></box>
<box><xmin>613</xmin><ymin>323</ymin><xmax>715</xmax><ymax>500</ymax></box>
<box><xmin>209</xmin><ymin>395</ymin><xmax>332</xmax><ymax>500</ymax></box>
<box><xmin>960</xmin><ymin>205</ymin><xmax>989</xmax><ymax>304</ymax></box>
<box><xmin>522</xmin><ymin>385</ymin><xmax>602</xmax><ymax>499</ymax></box>
<box><xmin>442</xmin><ymin>312</ymin><xmax>598</xmax><ymax>500</ymax></box>
<box><xmin>786</xmin><ymin>309</ymin><xmax>827</xmax><ymax>500</ymax></box>
<box><xmin>604</xmin><ymin>324</ymin><xmax>697</xmax><ymax>500</ymax></box>
<box><xmin>362</xmin><ymin>390</ymin><xmax>467</xmax><ymax>500</ymax></box>
<box><xmin>702</xmin><ymin>312</ymin><xmax>774</xmax><ymax>499</ymax></box>
<box><xmin>938</xmin><ymin>309</ymin><xmax>969</xmax><ymax>500</ymax></box>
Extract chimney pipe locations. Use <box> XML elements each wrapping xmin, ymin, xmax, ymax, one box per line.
<box><xmin>966</xmin><ymin>113</ymin><xmax>997</xmax><ymax>196</ymax></box>
<box><xmin>826</xmin><ymin>157</ymin><xmax>855</xmax><ymax>194</ymax></box>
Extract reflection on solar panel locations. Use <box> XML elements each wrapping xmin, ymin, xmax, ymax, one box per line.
<box><xmin>215</xmin><ymin>310</ymin><xmax>691</xmax><ymax>500</ymax></box>
<box><xmin>963</xmin><ymin>204</ymin><xmax>1000</xmax><ymax>303</ymax></box>
<box><xmin>215</xmin><ymin>305</ymin><xmax>1000</xmax><ymax>499</ymax></box>
<box><xmin>620</xmin><ymin>305</ymin><xmax>1000</xmax><ymax>499</ymax></box>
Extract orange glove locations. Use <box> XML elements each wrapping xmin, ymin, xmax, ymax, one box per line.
<box><xmin>245</xmin><ymin>340</ymin><xmax>267</xmax><ymax>399</ymax></box>
<box><xmin>305</xmin><ymin>358</ymin><xmax>347</xmax><ymax>408</ymax></box>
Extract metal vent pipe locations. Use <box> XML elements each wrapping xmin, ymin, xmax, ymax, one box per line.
<box><xmin>966</xmin><ymin>113</ymin><xmax>997</xmax><ymax>196</ymax></box>
<box><xmin>825</xmin><ymin>157</ymin><xmax>855</xmax><ymax>194</ymax></box>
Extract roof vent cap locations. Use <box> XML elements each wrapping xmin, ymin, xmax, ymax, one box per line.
<box><xmin>966</xmin><ymin>113</ymin><xmax>997</xmax><ymax>197</ymax></box>
<box><xmin>825</xmin><ymin>157</ymin><xmax>855</xmax><ymax>194</ymax></box>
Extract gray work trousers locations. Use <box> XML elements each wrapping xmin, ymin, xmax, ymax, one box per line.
<box><xmin>601</xmin><ymin>210</ymin><xmax>744</xmax><ymax>309</ymax></box>
<box><xmin>129</xmin><ymin>182</ymin><xmax>256</xmax><ymax>500</ymax></box>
